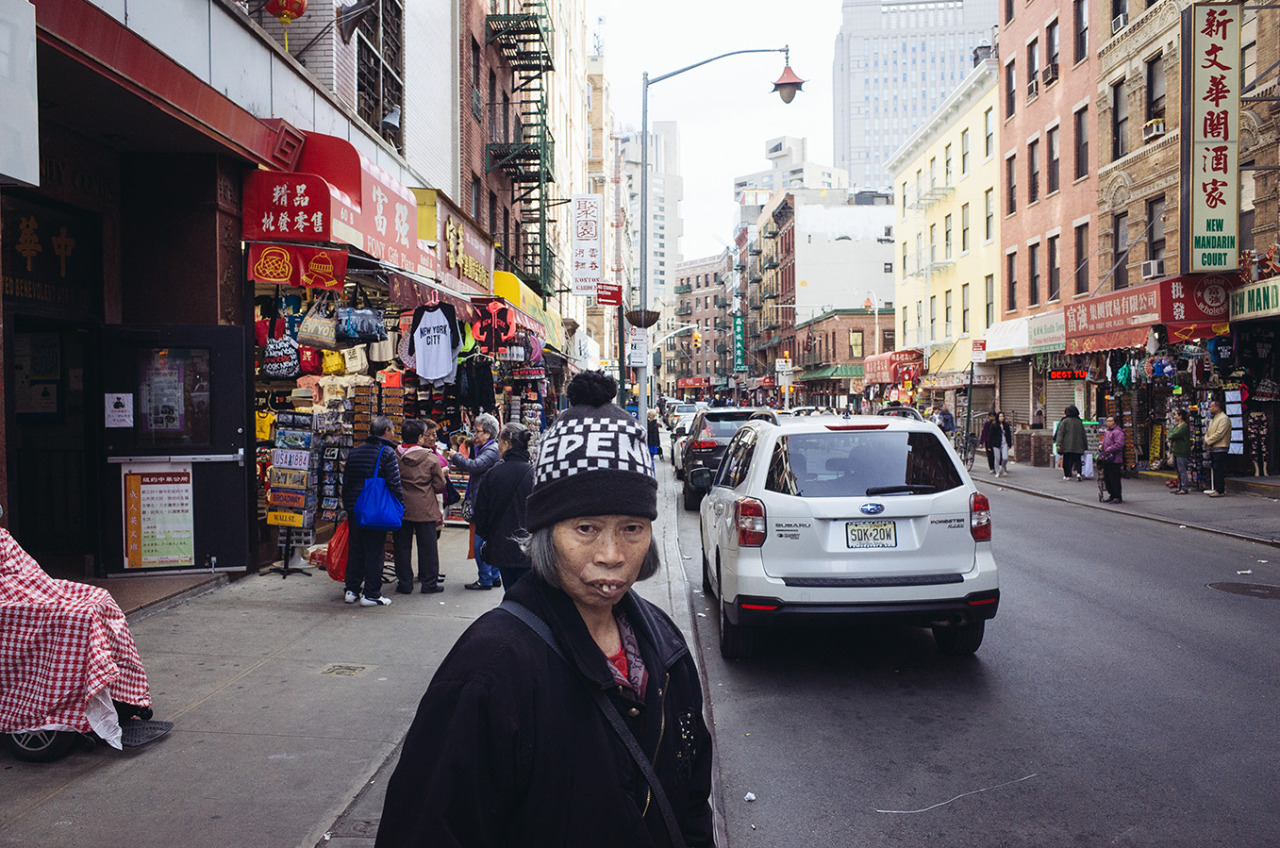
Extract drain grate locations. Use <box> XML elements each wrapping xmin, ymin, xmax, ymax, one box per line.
<box><xmin>321</xmin><ymin>664</ymin><xmax>367</xmax><ymax>676</ymax></box>
<box><xmin>1208</xmin><ymin>582</ymin><xmax>1280</xmax><ymax>600</ymax></box>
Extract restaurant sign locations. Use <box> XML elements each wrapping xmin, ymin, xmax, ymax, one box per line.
<box><xmin>1182</xmin><ymin>3</ymin><xmax>1241</xmax><ymax>272</ymax></box>
<box><xmin>1230</xmin><ymin>278</ymin><xmax>1280</xmax><ymax>322</ymax></box>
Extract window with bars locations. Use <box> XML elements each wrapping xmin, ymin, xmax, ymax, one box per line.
<box><xmin>355</xmin><ymin>0</ymin><xmax>406</xmax><ymax>150</ymax></box>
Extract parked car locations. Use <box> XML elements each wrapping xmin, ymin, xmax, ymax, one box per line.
<box><xmin>667</xmin><ymin>403</ymin><xmax>698</xmax><ymax>430</ymax></box>
<box><xmin>670</xmin><ymin>412</ymin><xmax>698</xmax><ymax>479</ymax></box>
<box><xmin>688</xmin><ymin>415</ymin><xmax>999</xmax><ymax>659</ymax></box>
<box><xmin>748</xmin><ymin>409</ymin><xmax>793</xmax><ymax>425</ymax></box>
<box><xmin>876</xmin><ymin>405</ymin><xmax>925</xmax><ymax>421</ymax></box>
<box><xmin>680</xmin><ymin>408</ymin><xmax>758</xmax><ymax>510</ymax></box>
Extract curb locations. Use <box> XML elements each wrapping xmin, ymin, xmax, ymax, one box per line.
<box><xmin>988</xmin><ymin>478</ymin><xmax>1280</xmax><ymax>549</ymax></box>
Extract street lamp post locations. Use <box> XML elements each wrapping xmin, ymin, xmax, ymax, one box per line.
<box><xmin>637</xmin><ymin>47</ymin><xmax>803</xmax><ymax>425</ymax></box>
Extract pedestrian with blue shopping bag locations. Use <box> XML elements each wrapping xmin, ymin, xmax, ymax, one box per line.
<box><xmin>342</xmin><ymin>416</ymin><xmax>404</xmax><ymax>607</ymax></box>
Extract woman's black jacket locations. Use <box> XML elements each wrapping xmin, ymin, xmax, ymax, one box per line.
<box><xmin>374</xmin><ymin>574</ymin><xmax>715</xmax><ymax>848</ymax></box>
<box><xmin>471</xmin><ymin>447</ymin><xmax>534</xmax><ymax>568</ymax></box>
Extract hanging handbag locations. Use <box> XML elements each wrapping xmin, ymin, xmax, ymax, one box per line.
<box><xmin>337</xmin><ymin>287</ymin><xmax>387</xmax><ymax>343</ymax></box>
<box><xmin>262</xmin><ymin>315</ymin><xmax>301</xmax><ymax>379</ymax></box>
<box><xmin>297</xmin><ymin>293</ymin><xmax>341</xmax><ymax>350</ymax></box>
<box><xmin>368</xmin><ymin>329</ymin><xmax>397</xmax><ymax>363</ymax></box>
<box><xmin>342</xmin><ymin>344</ymin><xmax>370</xmax><ymax>375</ymax></box>
<box><xmin>353</xmin><ymin>446</ymin><xmax>404</xmax><ymax>530</ymax></box>
<box><xmin>443</xmin><ymin>477</ymin><xmax>462</xmax><ymax>507</ymax></box>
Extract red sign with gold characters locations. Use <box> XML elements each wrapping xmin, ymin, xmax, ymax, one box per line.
<box><xmin>247</xmin><ymin>242</ymin><xmax>347</xmax><ymax>291</ymax></box>
<box><xmin>1064</xmin><ymin>275</ymin><xmax>1238</xmax><ymax>353</ymax></box>
<box><xmin>1183</xmin><ymin>3</ymin><xmax>1240</xmax><ymax>272</ymax></box>
<box><xmin>242</xmin><ymin>171</ymin><xmax>331</xmax><ymax>242</ymax></box>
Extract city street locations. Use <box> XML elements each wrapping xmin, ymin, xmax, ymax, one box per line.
<box><xmin>672</xmin><ymin>464</ymin><xmax>1280</xmax><ymax>847</ymax></box>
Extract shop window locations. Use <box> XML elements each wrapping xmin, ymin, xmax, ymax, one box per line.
<box><xmin>137</xmin><ymin>348</ymin><xmax>212</xmax><ymax>448</ymax></box>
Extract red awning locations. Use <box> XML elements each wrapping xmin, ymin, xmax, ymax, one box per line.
<box><xmin>1064</xmin><ymin>275</ymin><xmax>1241</xmax><ymax>354</ymax></box>
<box><xmin>1064</xmin><ymin>326</ymin><xmax>1151</xmax><ymax>354</ymax></box>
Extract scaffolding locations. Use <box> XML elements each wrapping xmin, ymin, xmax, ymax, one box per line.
<box><xmin>486</xmin><ymin>1</ymin><xmax>556</xmax><ymax>296</ymax></box>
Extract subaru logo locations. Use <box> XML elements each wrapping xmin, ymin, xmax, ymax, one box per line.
<box><xmin>861</xmin><ymin>503</ymin><xmax>885</xmax><ymax>515</ymax></box>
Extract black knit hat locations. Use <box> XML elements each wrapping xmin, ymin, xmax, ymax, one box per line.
<box><xmin>526</xmin><ymin>371</ymin><xmax>658</xmax><ymax>532</ymax></box>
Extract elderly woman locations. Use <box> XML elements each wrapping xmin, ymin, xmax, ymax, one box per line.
<box><xmin>376</xmin><ymin>371</ymin><xmax>714</xmax><ymax>848</ymax></box>
<box><xmin>447</xmin><ymin>412</ymin><xmax>502</xmax><ymax>590</ymax></box>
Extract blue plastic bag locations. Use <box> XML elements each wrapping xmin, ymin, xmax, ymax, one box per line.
<box><xmin>354</xmin><ymin>447</ymin><xmax>404</xmax><ymax>530</ymax></box>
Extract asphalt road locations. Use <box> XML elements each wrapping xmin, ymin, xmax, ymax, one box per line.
<box><xmin>673</xmin><ymin>475</ymin><xmax>1280</xmax><ymax>847</ymax></box>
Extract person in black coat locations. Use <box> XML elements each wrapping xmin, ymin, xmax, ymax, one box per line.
<box><xmin>341</xmin><ymin>416</ymin><xmax>403</xmax><ymax>606</ymax></box>
<box><xmin>376</xmin><ymin>371</ymin><xmax>714</xmax><ymax>848</ymax></box>
<box><xmin>472</xmin><ymin>422</ymin><xmax>535</xmax><ymax>591</ymax></box>
<box><xmin>646</xmin><ymin>409</ymin><xmax>662</xmax><ymax>464</ymax></box>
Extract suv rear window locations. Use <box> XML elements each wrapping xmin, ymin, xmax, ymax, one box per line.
<box><xmin>697</xmin><ymin>412</ymin><xmax>755</xmax><ymax>438</ymax></box>
<box><xmin>764</xmin><ymin>431</ymin><xmax>963</xmax><ymax>497</ymax></box>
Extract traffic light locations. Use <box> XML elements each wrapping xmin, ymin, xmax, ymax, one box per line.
<box><xmin>693</xmin><ymin>331</ymin><xmax>703</xmax><ymax>350</ymax></box>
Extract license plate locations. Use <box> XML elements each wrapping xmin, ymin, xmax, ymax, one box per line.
<box><xmin>846</xmin><ymin>520</ymin><xmax>897</xmax><ymax>548</ymax></box>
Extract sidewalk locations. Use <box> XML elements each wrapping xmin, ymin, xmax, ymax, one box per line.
<box><xmin>976</xmin><ymin>460</ymin><xmax>1280</xmax><ymax>547</ymax></box>
<box><xmin>0</xmin><ymin>465</ymin><xmax>695</xmax><ymax>848</ymax></box>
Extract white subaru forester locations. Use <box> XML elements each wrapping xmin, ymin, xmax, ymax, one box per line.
<box><xmin>690</xmin><ymin>415</ymin><xmax>999</xmax><ymax>659</ymax></box>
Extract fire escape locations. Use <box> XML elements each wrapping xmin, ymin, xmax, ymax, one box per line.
<box><xmin>486</xmin><ymin>1</ymin><xmax>555</xmax><ymax>297</ymax></box>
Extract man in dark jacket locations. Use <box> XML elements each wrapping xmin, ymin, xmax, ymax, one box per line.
<box><xmin>472</xmin><ymin>422</ymin><xmax>535</xmax><ymax>591</ymax></box>
<box><xmin>446</xmin><ymin>413</ymin><xmax>502</xmax><ymax>589</ymax></box>
<box><xmin>376</xmin><ymin>371</ymin><xmax>714</xmax><ymax>848</ymax></box>
<box><xmin>341</xmin><ymin>416</ymin><xmax>403</xmax><ymax>607</ymax></box>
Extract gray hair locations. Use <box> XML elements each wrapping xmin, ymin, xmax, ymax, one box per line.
<box><xmin>518</xmin><ymin>525</ymin><xmax>661</xmax><ymax>589</ymax></box>
<box><xmin>370</xmin><ymin>415</ymin><xmax>394</xmax><ymax>437</ymax></box>
<box><xmin>474</xmin><ymin>413</ymin><xmax>500</xmax><ymax>439</ymax></box>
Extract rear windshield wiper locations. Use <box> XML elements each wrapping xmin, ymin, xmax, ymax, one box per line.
<box><xmin>865</xmin><ymin>484</ymin><xmax>938</xmax><ymax>496</ymax></box>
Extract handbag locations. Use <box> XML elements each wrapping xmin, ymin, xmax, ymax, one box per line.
<box><xmin>498</xmin><ymin>601</ymin><xmax>689</xmax><ymax>848</ymax></box>
<box><xmin>297</xmin><ymin>293</ymin><xmax>341</xmax><ymax>350</ymax></box>
<box><xmin>460</xmin><ymin>494</ymin><xmax>474</xmax><ymax>522</ymax></box>
<box><xmin>443</xmin><ymin>478</ymin><xmax>462</xmax><ymax>507</ymax></box>
<box><xmin>368</xmin><ymin>330</ymin><xmax>397</xmax><ymax>362</ymax></box>
<box><xmin>337</xmin><ymin>287</ymin><xmax>387</xmax><ymax>343</ymax></box>
<box><xmin>262</xmin><ymin>316</ymin><xmax>301</xmax><ymax>378</ymax></box>
<box><xmin>341</xmin><ymin>344</ymin><xmax>369</xmax><ymax>375</ymax></box>
<box><xmin>353</xmin><ymin>446</ymin><xmax>404</xmax><ymax>530</ymax></box>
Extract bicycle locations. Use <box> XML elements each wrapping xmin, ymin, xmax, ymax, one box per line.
<box><xmin>954</xmin><ymin>430</ymin><xmax>978</xmax><ymax>471</ymax></box>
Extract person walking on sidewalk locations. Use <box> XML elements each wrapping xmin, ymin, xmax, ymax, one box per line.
<box><xmin>471</xmin><ymin>422</ymin><xmax>535</xmax><ymax>591</ymax></box>
<box><xmin>375</xmin><ymin>370</ymin><xmax>714</xmax><ymax>848</ymax></box>
<box><xmin>341</xmin><ymin>416</ymin><xmax>403</xmax><ymax>607</ymax></box>
<box><xmin>393</xmin><ymin>419</ymin><xmax>447</xmax><ymax>595</ymax></box>
<box><xmin>1099</xmin><ymin>415</ymin><xmax>1126</xmax><ymax>504</ymax></box>
<box><xmin>646</xmin><ymin>408</ymin><xmax>662</xmax><ymax>466</ymax></box>
<box><xmin>936</xmin><ymin>402</ymin><xmax>955</xmax><ymax>436</ymax></box>
<box><xmin>1168</xmin><ymin>408</ymin><xmax>1193</xmax><ymax>494</ymax></box>
<box><xmin>978</xmin><ymin>411</ymin><xmax>999</xmax><ymax>474</ymax></box>
<box><xmin>1055</xmin><ymin>405</ymin><xmax>1087</xmax><ymax>481</ymax></box>
<box><xmin>1204</xmin><ymin>399</ymin><xmax>1232</xmax><ymax>497</ymax></box>
<box><xmin>446</xmin><ymin>413</ymin><xmax>502</xmax><ymax>590</ymax></box>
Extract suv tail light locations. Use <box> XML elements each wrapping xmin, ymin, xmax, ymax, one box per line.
<box><xmin>970</xmin><ymin>492</ymin><xmax>991</xmax><ymax>541</ymax></box>
<box><xmin>735</xmin><ymin>497</ymin><xmax>767</xmax><ymax>547</ymax></box>
<box><xmin>689</xmin><ymin>440</ymin><xmax>717</xmax><ymax>451</ymax></box>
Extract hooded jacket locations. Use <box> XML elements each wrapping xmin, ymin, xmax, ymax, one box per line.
<box><xmin>396</xmin><ymin>445</ymin><xmax>447</xmax><ymax>524</ymax></box>
<box><xmin>374</xmin><ymin>575</ymin><xmax>714</xmax><ymax>848</ymax></box>
<box><xmin>471</xmin><ymin>447</ymin><xmax>534</xmax><ymax>569</ymax></box>
<box><xmin>1054</xmin><ymin>414</ymin><xmax>1088</xmax><ymax>454</ymax></box>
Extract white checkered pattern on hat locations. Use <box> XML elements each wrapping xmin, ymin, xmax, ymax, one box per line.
<box><xmin>535</xmin><ymin>414</ymin><xmax>656</xmax><ymax>484</ymax></box>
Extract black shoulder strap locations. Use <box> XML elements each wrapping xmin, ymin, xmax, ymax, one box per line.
<box><xmin>498</xmin><ymin>600</ymin><xmax>688</xmax><ymax>848</ymax></box>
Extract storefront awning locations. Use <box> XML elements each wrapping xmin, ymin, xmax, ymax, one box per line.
<box><xmin>798</xmin><ymin>364</ymin><xmax>865</xmax><ymax>381</ymax></box>
<box><xmin>982</xmin><ymin>317</ymin><xmax>1030</xmax><ymax>359</ymax></box>
<box><xmin>243</xmin><ymin>132</ymin><xmax>439</xmax><ymax>280</ymax></box>
<box><xmin>1064</xmin><ymin>275</ymin><xmax>1239</xmax><ymax>354</ymax></box>
<box><xmin>863</xmin><ymin>350</ymin><xmax>923</xmax><ymax>384</ymax></box>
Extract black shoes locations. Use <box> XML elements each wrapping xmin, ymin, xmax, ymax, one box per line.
<box><xmin>1104</xmin><ymin>497</ymin><xmax>1123</xmax><ymax>504</ymax></box>
<box><xmin>463</xmin><ymin>581</ymin><xmax>497</xmax><ymax>590</ymax></box>
<box><xmin>394</xmin><ymin>584</ymin><xmax>414</xmax><ymax>595</ymax></box>
<box><xmin>421</xmin><ymin>583</ymin><xmax>443</xmax><ymax>594</ymax></box>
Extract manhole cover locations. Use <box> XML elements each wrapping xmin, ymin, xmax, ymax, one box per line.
<box><xmin>1207</xmin><ymin>582</ymin><xmax>1280</xmax><ymax>600</ymax></box>
<box><xmin>321</xmin><ymin>664</ymin><xmax>367</xmax><ymax>676</ymax></box>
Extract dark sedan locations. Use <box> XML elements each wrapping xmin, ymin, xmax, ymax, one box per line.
<box><xmin>680</xmin><ymin>408</ymin><xmax>757</xmax><ymax>510</ymax></box>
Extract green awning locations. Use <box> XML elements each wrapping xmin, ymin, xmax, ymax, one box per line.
<box><xmin>799</xmin><ymin>364</ymin><xmax>864</xmax><ymax>381</ymax></box>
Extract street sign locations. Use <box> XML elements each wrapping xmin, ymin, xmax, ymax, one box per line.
<box><xmin>627</xmin><ymin>327</ymin><xmax>648</xmax><ymax>368</ymax></box>
<box><xmin>971</xmin><ymin>339</ymin><xmax>987</xmax><ymax>363</ymax></box>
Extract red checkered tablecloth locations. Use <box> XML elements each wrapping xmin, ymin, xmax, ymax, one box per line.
<box><xmin>0</xmin><ymin>529</ymin><xmax>150</xmax><ymax>734</ymax></box>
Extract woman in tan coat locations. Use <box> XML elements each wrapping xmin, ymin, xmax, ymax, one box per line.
<box><xmin>393</xmin><ymin>419</ymin><xmax>448</xmax><ymax>594</ymax></box>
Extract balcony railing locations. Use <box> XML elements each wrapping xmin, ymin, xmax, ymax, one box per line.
<box><xmin>714</xmin><ymin>296</ymin><xmax>730</xmax><ymax>308</ymax></box>
<box><xmin>675</xmin><ymin>305</ymin><xmax>693</xmax><ymax>316</ymax></box>
<box><xmin>763</xmin><ymin>256</ymin><xmax>780</xmax><ymax>270</ymax></box>
<box><xmin>674</xmin><ymin>284</ymin><xmax>692</xmax><ymax>294</ymax></box>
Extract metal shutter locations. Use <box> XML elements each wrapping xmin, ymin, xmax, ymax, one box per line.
<box><xmin>1044</xmin><ymin>379</ymin><xmax>1079</xmax><ymax>422</ymax></box>
<box><xmin>998</xmin><ymin>362</ymin><xmax>1032</xmax><ymax>425</ymax></box>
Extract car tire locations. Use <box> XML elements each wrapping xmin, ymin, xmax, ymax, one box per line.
<box><xmin>701</xmin><ymin>549</ymin><xmax>713</xmax><ymax>595</ymax></box>
<box><xmin>5</xmin><ymin>730</ymin><xmax>78</xmax><ymax>763</ymax></box>
<box><xmin>675</xmin><ymin>464</ymin><xmax>684</xmax><ymax>481</ymax></box>
<box><xmin>718</xmin><ymin>593</ymin><xmax>757</xmax><ymax>659</ymax></box>
<box><xmin>932</xmin><ymin>620</ymin><xmax>985</xmax><ymax>655</ymax></box>
<box><xmin>682</xmin><ymin>482</ymin><xmax>700</xmax><ymax>511</ymax></box>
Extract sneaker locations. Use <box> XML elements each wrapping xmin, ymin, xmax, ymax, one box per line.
<box><xmin>360</xmin><ymin>595</ymin><xmax>392</xmax><ymax>606</ymax></box>
<box><xmin>344</xmin><ymin>590</ymin><xmax>359</xmax><ymax>604</ymax></box>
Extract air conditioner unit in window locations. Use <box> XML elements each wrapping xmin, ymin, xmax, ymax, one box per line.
<box><xmin>1042</xmin><ymin>63</ymin><xmax>1060</xmax><ymax>84</ymax></box>
<box><xmin>1112</xmin><ymin>12</ymin><xmax>1128</xmax><ymax>33</ymax></box>
<box><xmin>1141</xmin><ymin>259</ymin><xmax>1165</xmax><ymax>279</ymax></box>
<box><xmin>1142</xmin><ymin>118</ymin><xmax>1167</xmax><ymax>141</ymax></box>
<box><xmin>1027</xmin><ymin>78</ymin><xmax>1039</xmax><ymax>98</ymax></box>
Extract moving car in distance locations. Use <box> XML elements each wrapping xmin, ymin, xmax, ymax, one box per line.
<box><xmin>670</xmin><ymin>412</ymin><xmax>698</xmax><ymax>479</ymax></box>
<box><xmin>667</xmin><ymin>402</ymin><xmax>697</xmax><ymax>431</ymax></box>
<box><xmin>689</xmin><ymin>415</ymin><xmax>998</xmax><ymax>659</ymax></box>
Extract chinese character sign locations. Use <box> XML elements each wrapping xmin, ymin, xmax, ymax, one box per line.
<box><xmin>1184</xmin><ymin>3</ymin><xmax>1240</xmax><ymax>272</ymax></box>
<box><xmin>570</xmin><ymin>194</ymin><xmax>604</xmax><ymax>297</ymax></box>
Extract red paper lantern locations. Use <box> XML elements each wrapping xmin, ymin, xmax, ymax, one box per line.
<box><xmin>265</xmin><ymin>0</ymin><xmax>307</xmax><ymax>26</ymax></box>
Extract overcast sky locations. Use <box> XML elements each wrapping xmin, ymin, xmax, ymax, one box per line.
<box><xmin>587</xmin><ymin>0</ymin><xmax>844</xmax><ymax>261</ymax></box>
